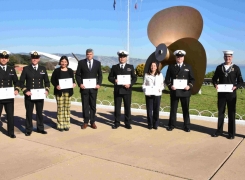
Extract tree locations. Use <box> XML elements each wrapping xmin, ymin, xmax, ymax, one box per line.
<box><xmin>136</xmin><ymin>63</ymin><xmax>145</xmax><ymax>77</ymax></box>
<box><xmin>205</xmin><ymin>71</ymin><xmax>215</xmax><ymax>78</ymax></box>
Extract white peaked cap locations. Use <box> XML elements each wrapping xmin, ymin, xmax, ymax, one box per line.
<box><xmin>117</xmin><ymin>50</ymin><xmax>129</xmax><ymax>56</ymax></box>
<box><xmin>223</xmin><ymin>50</ymin><xmax>234</xmax><ymax>55</ymax></box>
<box><xmin>173</xmin><ymin>50</ymin><xmax>186</xmax><ymax>56</ymax></box>
<box><xmin>0</xmin><ymin>50</ymin><xmax>11</xmax><ymax>55</ymax></box>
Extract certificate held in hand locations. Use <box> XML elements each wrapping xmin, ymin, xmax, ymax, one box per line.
<box><xmin>59</xmin><ymin>78</ymin><xmax>73</xmax><ymax>89</ymax></box>
<box><xmin>117</xmin><ymin>75</ymin><xmax>131</xmax><ymax>85</ymax></box>
<box><xmin>83</xmin><ymin>78</ymin><xmax>96</xmax><ymax>89</ymax></box>
<box><xmin>0</xmin><ymin>87</ymin><xmax>15</xmax><ymax>100</ymax></box>
<box><xmin>31</xmin><ymin>88</ymin><xmax>46</xmax><ymax>100</ymax></box>
<box><xmin>217</xmin><ymin>84</ymin><xmax>233</xmax><ymax>92</ymax></box>
<box><xmin>144</xmin><ymin>86</ymin><xmax>158</xmax><ymax>95</ymax></box>
<box><xmin>173</xmin><ymin>79</ymin><xmax>187</xmax><ymax>89</ymax></box>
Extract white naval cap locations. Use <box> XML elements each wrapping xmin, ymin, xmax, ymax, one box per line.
<box><xmin>117</xmin><ymin>50</ymin><xmax>129</xmax><ymax>56</ymax></box>
<box><xmin>223</xmin><ymin>50</ymin><xmax>234</xmax><ymax>55</ymax></box>
<box><xmin>30</xmin><ymin>51</ymin><xmax>40</xmax><ymax>58</ymax></box>
<box><xmin>0</xmin><ymin>50</ymin><xmax>11</xmax><ymax>57</ymax></box>
<box><xmin>173</xmin><ymin>50</ymin><xmax>186</xmax><ymax>56</ymax></box>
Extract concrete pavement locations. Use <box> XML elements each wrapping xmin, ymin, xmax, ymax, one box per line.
<box><xmin>0</xmin><ymin>98</ymin><xmax>245</xmax><ymax>180</ymax></box>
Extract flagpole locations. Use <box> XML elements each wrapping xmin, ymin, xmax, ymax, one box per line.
<box><xmin>127</xmin><ymin>0</ymin><xmax>130</xmax><ymax>64</ymax></box>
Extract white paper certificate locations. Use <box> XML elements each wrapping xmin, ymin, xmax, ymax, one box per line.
<box><xmin>31</xmin><ymin>89</ymin><xmax>46</xmax><ymax>100</ymax></box>
<box><xmin>144</xmin><ymin>86</ymin><xmax>158</xmax><ymax>95</ymax></box>
<box><xmin>59</xmin><ymin>78</ymin><xmax>73</xmax><ymax>89</ymax></box>
<box><xmin>0</xmin><ymin>87</ymin><xmax>15</xmax><ymax>100</ymax></box>
<box><xmin>173</xmin><ymin>79</ymin><xmax>187</xmax><ymax>89</ymax></box>
<box><xmin>83</xmin><ymin>78</ymin><xmax>96</xmax><ymax>89</ymax></box>
<box><xmin>117</xmin><ymin>75</ymin><xmax>131</xmax><ymax>85</ymax></box>
<box><xmin>217</xmin><ymin>84</ymin><xmax>233</xmax><ymax>92</ymax></box>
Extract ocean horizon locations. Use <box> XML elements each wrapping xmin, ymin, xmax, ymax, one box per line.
<box><xmin>161</xmin><ymin>64</ymin><xmax>245</xmax><ymax>79</ymax></box>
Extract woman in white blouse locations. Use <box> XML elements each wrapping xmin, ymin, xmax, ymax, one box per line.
<box><xmin>142</xmin><ymin>61</ymin><xmax>164</xmax><ymax>129</ymax></box>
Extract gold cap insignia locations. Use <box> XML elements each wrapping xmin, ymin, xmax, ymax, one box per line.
<box><xmin>2</xmin><ymin>51</ymin><xmax>7</xmax><ymax>56</ymax></box>
<box><xmin>33</xmin><ymin>51</ymin><xmax>38</xmax><ymax>56</ymax></box>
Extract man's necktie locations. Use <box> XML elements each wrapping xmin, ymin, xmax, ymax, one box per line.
<box><xmin>34</xmin><ymin>66</ymin><xmax>37</xmax><ymax>71</ymax></box>
<box><xmin>121</xmin><ymin>64</ymin><xmax>123</xmax><ymax>70</ymax></box>
<box><xmin>89</xmin><ymin>61</ymin><xmax>91</xmax><ymax>71</ymax></box>
<box><xmin>2</xmin><ymin>67</ymin><xmax>5</xmax><ymax>71</ymax></box>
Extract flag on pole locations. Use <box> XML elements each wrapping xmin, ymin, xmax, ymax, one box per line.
<box><xmin>113</xmin><ymin>0</ymin><xmax>116</xmax><ymax>10</ymax></box>
<box><xmin>135</xmin><ymin>2</ymin><xmax>138</xmax><ymax>9</ymax></box>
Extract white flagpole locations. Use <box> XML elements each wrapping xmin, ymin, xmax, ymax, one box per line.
<box><xmin>127</xmin><ymin>0</ymin><xmax>130</xmax><ymax>64</ymax></box>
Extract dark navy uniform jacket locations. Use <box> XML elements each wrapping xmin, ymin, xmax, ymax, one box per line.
<box><xmin>108</xmin><ymin>64</ymin><xmax>137</xmax><ymax>94</ymax></box>
<box><xmin>165</xmin><ymin>63</ymin><xmax>195</xmax><ymax>97</ymax></box>
<box><xmin>19</xmin><ymin>65</ymin><xmax>50</xmax><ymax>94</ymax></box>
<box><xmin>0</xmin><ymin>66</ymin><xmax>20</xmax><ymax>102</ymax></box>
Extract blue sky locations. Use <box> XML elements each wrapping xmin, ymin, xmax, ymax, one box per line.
<box><xmin>1</xmin><ymin>0</ymin><xmax>245</xmax><ymax>64</ymax></box>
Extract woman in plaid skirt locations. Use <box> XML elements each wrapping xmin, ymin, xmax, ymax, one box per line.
<box><xmin>51</xmin><ymin>56</ymin><xmax>76</xmax><ymax>131</ymax></box>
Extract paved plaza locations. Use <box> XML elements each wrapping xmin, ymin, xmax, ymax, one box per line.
<box><xmin>0</xmin><ymin>98</ymin><xmax>245</xmax><ymax>180</ymax></box>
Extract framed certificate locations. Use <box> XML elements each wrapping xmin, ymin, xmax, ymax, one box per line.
<box><xmin>31</xmin><ymin>89</ymin><xmax>46</xmax><ymax>100</ymax></box>
<box><xmin>83</xmin><ymin>78</ymin><xmax>96</xmax><ymax>89</ymax></box>
<box><xmin>144</xmin><ymin>86</ymin><xmax>158</xmax><ymax>95</ymax></box>
<box><xmin>59</xmin><ymin>78</ymin><xmax>73</xmax><ymax>89</ymax></box>
<box><xmin>173</xmin><ymin>79</ymin><xmax>187</xmax><ymax>89</ymax></box>
<box><xmin>117</xmin><ymin>75</ymin><xmax>131</xmax><ymax>85</ymax></box>
<box><xmin>217</xmin><ymin>84</ymin><xmax>233</xmax><ymax>92</ymax></box>
<box><xmin>0</xmin><ymin>87</ymin><xmax>15</xmax><ymax>100</ymax></box>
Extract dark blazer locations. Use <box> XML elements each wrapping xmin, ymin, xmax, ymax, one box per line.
<box><xmin>19</xmin><ymin>65</ymin><xmax>50</xmax><ymax>94</ymax></box>
<box><xmin>108</xmin><ymin>64</ymin><xmax>137</xmax><ymax>94</ymax></box>
<box><xmin>0</xmin><ymin>66</ymin><xmax>20</xmax><ymax>102</ymax></box>
<box><xmin>165</xmin><ymin>63</ymin><xmax>195</xmax><ymax>97</ymax></box>
<box><xmin>51</xmin><ymin>68</ymin><xmax>75</xmax><ymax>97</ymax></box>
<box><xmin>75</xmin><ymin>59</ymin><xmax>102</xmax><ymax>94</ymax></box>
<box><xmin>212</xmin><ymin>64</ymin><xmax>243</xmax><ymax>97</ymax></box>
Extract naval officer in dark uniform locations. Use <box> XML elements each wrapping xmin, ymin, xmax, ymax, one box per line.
<box><xmin>212</xmin><ymin>50</ymin><xmax>243</xmax><ymax>139</ymax></box>
<box><xmin>108</xmin><ymin>50</ymin><xmax>137</xmax><ymax>129</ymax></box>
<box><xmin>0</xmin><ymin>50</ymin><xmax>20</xmax><ymax>138</ymax></box>
<box><xmin>19</xmin><ymin>51</ymin><xmax>50</xmax><ymax>136</ymax></box>
<box><xmin>165</xmin><ymin>50</ymin><xmax>195</xmax><ymax>132</ymax></box>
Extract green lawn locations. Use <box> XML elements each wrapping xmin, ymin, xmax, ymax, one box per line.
<box><xmin>19</xmin><ymin>73</ymin><xmax>245</xmax><ymax>119</ymax></box>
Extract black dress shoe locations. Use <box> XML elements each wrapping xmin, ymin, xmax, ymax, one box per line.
<box><xmin>37</xmin><ymin>130</ymin><xmax>47</xmax><ymax>134</ymax></box>
<box><xmin>58</xmin><ymin>128</ymin><xmax>64</xmax><ymax>132</ymax></box>
<box><xmin>227</xmin><ymin>135</ymin><xmax>234</xmax><ymax>139</ymax></box>
<box><xmin>148</xmin><ymin>125</ymin><xmax>152</xmax><ymax>130</ymax></box>
<box><xmin>211</xmin><ymin>132</ymin><xmax>221</xmax><ymax>137</ymax></box>
<box><xmin>112</xmin><ymin>125</ymin><xmax>119</xmax><ymax>129</ymax></box>
<box><xmin>64</xmin><ymin>128</ymin><xmax>69</xmax><ymax>131</ymax></box>
<box><xmin>184</xmin><ymin>128</ymin><xmax>190</xmax><ymax>132</ymax></box>
<box><xmin>125</xmin><ymin>125</ymin><xmax>132</xmax><ymax>129</ymax></box>
<box><xmin>166</xmin><ymin>127</ymin><xmax>173</xmax><ymax>131</ymax></box>
<box><xmin>10</xmin><ymin>134</ymin><xmax>16</xmax><ymax>138</ymax></box>
<box><xmin>153</xmin><ymin>126</ymin><xmax>158</xmax><ymax>130</ymax></box>
<box><xmin>25</xmin><ymin>132</ymin><xmax>32</xmax><ymax>136</ymax></box>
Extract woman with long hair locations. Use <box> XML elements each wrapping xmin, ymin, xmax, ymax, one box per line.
<box><xmin>142</xmin><ymin>61</ymin><xmax>164</xmax><ymax>129</ymax></box>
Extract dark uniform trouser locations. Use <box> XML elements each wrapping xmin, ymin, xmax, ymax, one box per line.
<box><xmin>0</xmin><ymin>100</ymin><xmax>14</xmax><ymax>135</ymax></box>
<box><xmin>217</xmin><ymin>93</ymin><xmax>236</xmax><ymax>137</ymax></box>
<box><xmin>168</xmin><ymin>96</ymin><xmax>190</xmax><ymax>129</ymax></box>
<box><xmin>114</xmin><ymin>93</ymin><xmax>131</xmax><ymax>126</ymax></box>
<box><xmin>25</xmin><ymin>97</ymin><xmax>44</xmax><ymax>133</ymax></box>
<box><xmin>145</xmin><ymin>95</ymin><xmax>161</xmax><ymax>128</ymax></box>
<box><xmin>81</xmin><ymin>92</ymin><xmax>97</xmax><ymax>124</ymax></box>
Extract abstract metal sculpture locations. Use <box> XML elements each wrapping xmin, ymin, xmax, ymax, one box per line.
<box><xmin>145</xmin><ymin>6</ymin><xmax>207</xmax><ymax>94</ymax></box>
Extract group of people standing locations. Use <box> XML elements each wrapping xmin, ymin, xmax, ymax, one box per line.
<box><xmin>0</xmin><ymin>48</ymin><xmax>243</xmax><ymax>140</ymax></box>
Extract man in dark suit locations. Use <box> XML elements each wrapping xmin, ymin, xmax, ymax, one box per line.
<box><xmin>75</xmin><ymin>49</ymin><xmax>102</xmax><ymax>129</ymax></box>
<box><xmin>165</xmin><ymin>50</ymin><xmax>195</xmax><ymax>132</ymax></box>
<box><xmin>0</xmin><ymin>50</ymin><xmax>20</xmax><ymax>138</ymax></box>
<box><xmin>212</xmin><ymin>50</ymin><xmax>243</xmax><ymax>139</ymax></box>
<box><xmin>19</xmin><ymin>51</ymin><xmax>50</xmax><ymax>136</ymax></box>
<box><xmin>108</xmin><ymin>50</ymin><xmax>137</xmax><ymax>129</ymax></box>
